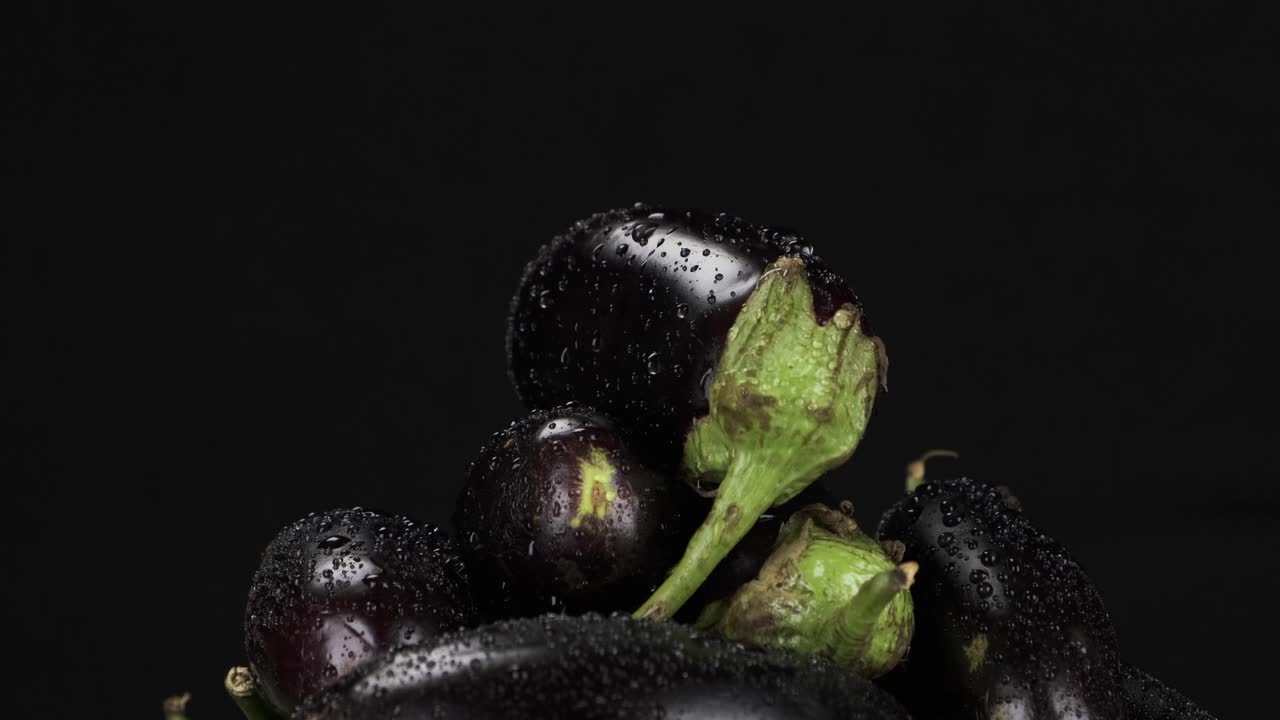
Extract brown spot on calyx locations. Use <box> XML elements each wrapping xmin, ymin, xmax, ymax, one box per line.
<box><xmin>831</xmin><ymin>304</ymin><xmax>857</xmax><ymax>330</ymax></box>
<box><xmin>718</xmin><ymin>378</ymin><xmax>778</xmax><ymax>436</ymax></box>
<box><xmin>880</xmin><ymin>539</ymin><xmax>906</xmax><ymax>563</ymax></box>
<box><xmin>722</xmin><ymin>503</ymin><xmax>742</xmax><ymax>535</ymax></box>
<box><xmin>872</xmin><ymin>335</ymin><xmax>889</xmax><ymax>391</ymax></box>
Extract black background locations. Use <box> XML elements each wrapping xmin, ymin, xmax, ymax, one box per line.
<box><xmin>13</xmin><ymin>6</ymin><xmax>1273</xmax><ymax>718</ymax></box>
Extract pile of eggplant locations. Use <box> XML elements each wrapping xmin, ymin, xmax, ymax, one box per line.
<box><xmin>180</xmin><ymin>206</ymin><xmax>1214</xmax><ymax>719</ymax></box>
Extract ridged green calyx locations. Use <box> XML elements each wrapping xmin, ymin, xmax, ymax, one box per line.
<box><xmin>698</xmin><ymin>504</ymin><xmax>916</xmax><ymax>677</ymax></box>
<box><xmin>635</xmin><ymin>257</ymin><xmax>885</xmax><ymax>621</ymax></box>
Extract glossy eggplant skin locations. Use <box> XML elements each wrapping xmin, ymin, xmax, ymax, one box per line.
<box><xmin>507</xmin><ymin>205</ymin><xmax>859</xmax><ymax>462</ymax></box>
<box><xmin>295</xmin><ymin>614</ymin><xmax>911</xmax><ymax>720</ymax></box>
<box><xmin>453</xmin><ymin>405</ymin><xmax>699</xmax><ymax>617</ymax></box>
<box><xmin>1123</xmin><ymin>664</ymin><xmax>1217</xmax><ymax>720</ymax></box>
<box><xmin>244</xmin><ymin>509</ymin><xmax>478</xmax><ymax>713</ymax></box>
<box><xmin>877</xmin><ymin>478</ymin><xmax>1124</xmax><ymax>719</ymax></box>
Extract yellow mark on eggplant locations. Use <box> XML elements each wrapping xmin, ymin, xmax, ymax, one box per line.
<box><xmin>964</xmin><ymin>633</ymin><xmax>989</xmax><ymax>673</ymax></box>
<box><xmin>570</xmin><ymin>447</ymin><xmax>618</xmax><ymax>528</ymax></box>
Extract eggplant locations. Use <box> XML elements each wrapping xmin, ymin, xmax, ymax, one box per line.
<box><xmin>244</xmin><ymin>508</ymin><xmax>478</xmax><ymax>713</ymax></box>
<box><xmin>700</xmin><ymin>504</ymin><xmax>916</xmax><ymax>677</ymax></box>
<box><xmin>294</xmin><ymin>614</ymin><xmax>912</xmax><ymax>720</ymax></box>
<box><xmin>452</xmin><ymin>405</ymin><xmax>699</xmax><ymax>617</ymax></box>
<box><xmin>508</xmin><ymin>206</ymin><xmax>885</xmax><ymax>620</ymax></box>
<box><xmin>1123</xmin><ymin>664</ymin><xmax>1217</xmax><ymax>720</ymax></box>
<box><xmin>877</xmin><ymin>477</ymin><xmax>1125</xmax><ymax>719</ymax></box>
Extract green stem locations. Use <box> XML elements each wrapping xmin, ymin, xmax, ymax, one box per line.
<box><xmin>162</xmin><ymin>693</ymin><xmax>190</xmax><ymax>720</ymax></box>
<box><xmin>634</xmin><ymin>256</ymin><xmax>883</xmax><ymax>622</ymax></box>
<box><xmin>905</xmin><ymin>449</ymin><xmax>959</xmax><ymax>492</ymax></box>
<box><xmin>636</xmin><ymin>457</ymin><xmax>777</xmax><ymax>620</ymax></box>
<box><xmin>225</xmin><ymin>667</ymin><xmax>284</xmax><ymax>720</ymax></box>
<box><xmin>827</xmin><ymin>561</ymin><xmax>916</xmax><ymax>668</ymax></box>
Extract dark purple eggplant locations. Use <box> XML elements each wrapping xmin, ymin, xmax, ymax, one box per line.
<box><xmin>508</xmin><ymin>206</ymin><xmax>885</xmax><ymax>620</ymax></box>
<box><xmin>1123</xmin><ymin>664</ymin><xmax>1217</xmax><ymax>720</ymax></box>
<box><xmin>244</xmin><ymin>508</ymin><xmax>478</xmax><ymax>713</ymax></box>
<box><xmin>452</xmin><ymin>405</ymin><xmax>699</xmax><ymax>617</ymax></box>
<box><xmin>294</xmin><ymin>614</ymin><xmax>911</xmax><ymax>720</ymax></box>
<box><xmin>877</xmin><ymin>478</ymin><xmax>1124</xmax><ymax>719</ymax></box>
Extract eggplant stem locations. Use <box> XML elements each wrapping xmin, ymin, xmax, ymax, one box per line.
<box><xmin>635</xmin><ymin>457</ymin><xmax>777</xmax><ymax>621</ymax></box>
<box><xmin>162</xmin><ymin>693</ymin><xmax>191</xmax><ymax>720</ymax></box>
<box><xmin>828</xmin><ymin>561</ymin><xmax>917</xmax><ymax>668</ymax></box>
<box><xmin>638</xmin><ymin>257</ymin><xmax>881</xmax><ymax>621</ymax></box>
<box><xmin>225</xmin><ymin>667</ymin><xmax>284</xmax><ymax>720</ymax></box>
<box><xmin>905</xmin><ymin>449</ymin><xmax>959</xmax><ymax>492</ymax></box>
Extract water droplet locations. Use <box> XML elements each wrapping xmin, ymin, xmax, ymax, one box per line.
<box><xmin>674</xmin><ymin>304</ymin><xmax>689</xmax><ymax>319</ymax></box>
<box><xmin>317</xmin><ymin>535</ymin><xmax>351</xmax><ymax>550</ymax></box>
<box><xmin>645</xmin><ymin>353</ymin><xmax>662</xmax><ymax>375</ymax></box>
<box><xmin>631</xmin><ymin>222</ymin><xmax>656</xmax><ymax>245</ymax></box>
<box><xmin>679</xmin><ymin>248</ymin><xmax>691</xmax><ymax>258</ymax></box>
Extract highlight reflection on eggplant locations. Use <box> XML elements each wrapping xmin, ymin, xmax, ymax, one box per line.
<box><xmin>295</xmin><ymin>614</ymin><xmax>911</xmax><ymax>720</ymax></box>
<box><xmin>243</xmin><ymin>509</ymin><xmax>478</xmax><ymax>713</ymax></box>
<box><xmin>508</xmin><ymin>206</ymin><xmax>885</xmax><ymax>620</ymax></box>
<box><xmin>453</xmin><ymin>405</ymin><xmax>698</xmax><ymax>617</ymax></box>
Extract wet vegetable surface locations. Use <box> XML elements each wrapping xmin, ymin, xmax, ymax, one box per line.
<box><xmin>877</xmin><ymin>477</ymin><xmax>1124</xmax><ymax>719</ymax></box>
<box><xmin>507</xmin><ymin>204</ymin><xmax>860</xmax><ymax>461</ymax></box>
<box><xmin>244</xmin><ymin>509</ymin><xmax>478</xmax><ymax>712</ymax></box>
<box><xmin>453</xmin><ymin>405</ymin><xmax>698</xmax><ymax>617</ymax></box>
<box><xmin>508</xmin><ymin>206</ymin><xmax>884</xmax><ymax>622</ymax></box>
<box><xmin>702</xmin><ymin>503</ymin><xmax>916</xmax><ymax>677</ymax></box>
<box><xmin>294</xmin><ymin>614</ymin><xmax>912</xmax><ymax>720</ymax></box>
<box><xmin>1123</xmin><ymin>664</ymin><xmax>1217</xmax><ymax>719</ymax></box>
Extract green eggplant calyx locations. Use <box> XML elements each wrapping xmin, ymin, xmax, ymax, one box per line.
<box><xmin>635</xmin><ymin>258</ymin><xmax>883</xmax><ymax>621</ymax></box>
<box><xmin>225</xmin><ymin>667</ymin><xmax>286</xmax><ymax>720</ymax></box>
<box><xmin>709</xmin><ymin>504</ymin><xmax>916</xmax><ymax>677</ymax></box>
